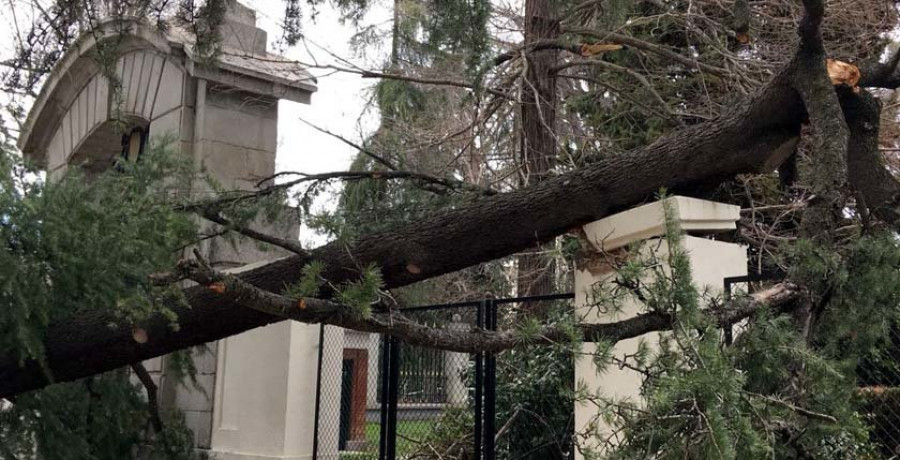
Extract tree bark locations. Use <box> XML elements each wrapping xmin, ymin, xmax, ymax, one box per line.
<box><xmin>0</xmin><ymin>62</ymin><xmax>807</xmax><ymax>397</ymax></box>
<box><xmin>518</xmin><ymin>0</ymin><xmax>561</xmax><ymax>312</ymax></box>
<box><xmin>13</xmin><ymin>43</ymin><xmax>900</xmax><ymax>397</ymax></box>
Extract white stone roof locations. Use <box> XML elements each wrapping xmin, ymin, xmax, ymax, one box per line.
<box><xmin>165</xmin><ymin>23</ymin><xmax>317</xmax><ymax>93</ymax></box>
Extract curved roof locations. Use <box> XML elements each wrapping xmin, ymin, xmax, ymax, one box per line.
<box><xmin>18</xmin><ymin>13</ymin><xmax>316</xmax><ymax>164</ymax></box>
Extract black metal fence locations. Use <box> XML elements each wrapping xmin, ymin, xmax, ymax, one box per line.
<box><xmin>311</xmin><ymin>277</ymin><xmax>900</xmax><ymax>459</ymax></box>
<box><xmin>311</xmin><ymin>294</ymin><xmax>575</xmax><ymax>460</ymax></box>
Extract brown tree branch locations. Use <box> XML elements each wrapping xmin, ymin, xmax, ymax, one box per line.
<box><xmin>130</xmin><ymin>362</ymin><xmax>163</xmax><ymax>433</ymax></box>
<box><xmin>493</xmin><ymin>39</ymin><xmax>621</xmax><ymax>66</ymax></box>
<box><xmin>841</xmin><ymin>88</ymin><xmax>900</xmax><ymax>227</ymax></box>
<box><xmin>565</xmin><ymin>29</ymin><xmax>730</xmax><ymax>78</ymax></box>
<box><xmin>184</xmin><ymin>168</ymin><xmax>497</xmax><ymax>217</ymax></box>
<box><xmin>179</xmin><ymin>252</ymin><xmax>801</xmax><ymax>354</ymax></box>
<box><xmin>357</xmin><ymin>69</ymin><xmax>512</xmax><ymax>100</ymax></box>
<box><xmin>733</xmin><ymin>0</ymin><xmax>751</xmax><ymax>44</ymax></box>
<box><xmin>0</xmin><ymin>40</ymin><xmax>815</xmax><ymax>397</ymax></box>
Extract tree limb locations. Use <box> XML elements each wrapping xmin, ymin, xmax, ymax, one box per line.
<box><xmin>179</xmin><ymin>252</ymin><xmax>801</xmax><ymax>354</ymax></box>
<box><xmin>130</xmin><ymin>362</ymin><xmax>163</xmax><ymax>433</ymax></box>
<box><xmin>565</xmin><ymin>29</ymin><xmax>730</xmax><ymax>78</ymax></box>
<box><xmin>493</xmin><ymin>39</ymin><xmax>621</xmax><ymax>66</ymax></box>
<box><xmin>0</xmin><ymin>44</ymin><xmax>813</xmax><ymax>397</ymax></box>
<box><xmin>198</xmin><ymin>210</ymin><xmax>308</xmax><ymax>256</ymax></box>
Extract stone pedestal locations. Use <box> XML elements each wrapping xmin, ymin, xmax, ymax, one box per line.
<box><xmin>573</xmin><ymin>196</ymin><xmax>747</xmax><ymax>458</ymax></box>
<box><xmin>209</xmin><ymin>319</ymin><xmax>321</xmax><ymax>460</ymax></box>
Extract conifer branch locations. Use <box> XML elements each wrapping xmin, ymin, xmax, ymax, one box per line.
<box><xmin>178</xmin><ymin>254</ymin><xmax>801</xmax><ymax>354</ymax></box>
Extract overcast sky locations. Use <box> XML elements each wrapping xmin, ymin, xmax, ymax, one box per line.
<box><xmin>239</xmin><ymin>0</ymin><xmax>392</xmax><ymax>244</ymax></box>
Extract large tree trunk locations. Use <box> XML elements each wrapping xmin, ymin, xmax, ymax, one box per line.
<box><xmin>0</xmin><ymin>65</ymin><xmax>806</xmax><ymax>398</ymax></box>
<box><xmin>517</xmin><ymin>0</ymin><xmax>560</xmax><ymax>311</ymax></box>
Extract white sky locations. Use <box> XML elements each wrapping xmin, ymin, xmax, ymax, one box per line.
<box><xmin>238</xmin><ymin>0</ymin><xmax>392</xmax><ymax>244</ymax></box>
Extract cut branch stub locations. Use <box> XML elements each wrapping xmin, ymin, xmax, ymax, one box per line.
<box><xmin>580</xmin><ymin>43</ymin><xmax>622</xmax><ymax>56</ymax></box>
<box><xmin>132</xmin><ymin>328</ymin><xmax>148</xmax><ymax>344</ymax></box>
<box><xmin>827</xmin><ymin>59</ymin><xmax>861</xmax><ymax>92</ymax></box>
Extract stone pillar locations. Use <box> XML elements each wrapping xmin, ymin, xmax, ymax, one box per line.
<box><xmin>15</xmin><ymin>0</ymin><xmax>317</xmax><ymax>455</ymax></box>
<box><xmin>573</xmin><ymin>196</ymin><xmax>747</xmax><ymax>458</ymax></box>
<box><xmin>444</xmin><ymin>314</ymin><xmax>469</xmax><ymax>406</ymax></box>
<box><xmin>209</xmin><ymin>323</ymin><xmax>321</xmax><ymax>459</ymax></box>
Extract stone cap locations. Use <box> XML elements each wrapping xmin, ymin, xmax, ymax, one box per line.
<box><xmin>582</xmin><ymin>196</ymin><xmax>740</xmax><ymax>252</ymax></box>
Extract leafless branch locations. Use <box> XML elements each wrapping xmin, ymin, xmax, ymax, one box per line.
<box><xmin>130</xmin><ymin>362</ymin><xmax>163</xmax><ymax>433</ymax></box>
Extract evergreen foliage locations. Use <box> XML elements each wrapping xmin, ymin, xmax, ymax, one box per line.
<box><xmin>0</xmin><ymin>369</ymin><xmax>198</xmax><ymax>459</ymax></box>
<box><xmin>573</xmin><ymin>199</ymin><xmax>900</xmax><ymax>458</ymax></box>
<box><xmin>0</xmin><ymin>142</ymin><xmax>197</xmax><ymax>367</ymax></box>
<box><xmin>3</xmin><ymin>0</ymin><xmax>900</xmax><ymax>457</ymax></box>
<box><xmin>0</xmin><ymin>141</ymin><xmax>202</xmax><ymax>458</ymax></box>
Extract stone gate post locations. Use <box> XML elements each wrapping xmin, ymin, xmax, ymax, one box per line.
<box><xmin>573</xmin><ymin>196</ymin><xmax>747</xmax><ymax>458</ymax></box>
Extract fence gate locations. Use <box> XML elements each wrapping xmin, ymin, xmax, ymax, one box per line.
<box><xmin>311</xmin><ymin>294</ymin><xmax>576</xmax><ymax>460</ymax></box>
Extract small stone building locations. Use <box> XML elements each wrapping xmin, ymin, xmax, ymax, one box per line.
<box><xmin>16</xmin><ymin>4</ymin><xmax>339</xmax><ymax>459</ymax></box>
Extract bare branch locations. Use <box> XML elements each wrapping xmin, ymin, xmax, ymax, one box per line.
<box><xmin>493</xmin><ymin>39</ymin><xmax>621</xmax><ymax>66</ymax></box>
<box><xmin>130</xmin><ymin>362</ymin><xmax>163</xmax><ymax>433</ymax></box>
<box><xmin>745</xmin><ymin>391</ymin><xmax>838</xmax><ymax>424</ymax></box>
<box><xmin>296</xmin><ymin>118</ymin><xmax>399</xmax><ymax>171</ymax></box>
<box><xmin>565</xmin><ymin>29</ymin><xmax>730</xmax><ymax>78</ymax></box>
<box><xmin>198</xmin><ymin>210</ymin><xmax>308</xmax><ymax>256</ymax></box>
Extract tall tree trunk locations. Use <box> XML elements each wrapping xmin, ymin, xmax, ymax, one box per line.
<box><xmin>518</xmin><ymin>0</ymin><xmax>560</xmax><ymax>312</ymax></box>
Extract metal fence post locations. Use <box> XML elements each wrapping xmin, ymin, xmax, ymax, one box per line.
<box><xmin>378</xmin><ymin>335</ymin><xmax>391</xmax><ymax>460</ymax></box>
<box><xmin>474</xmin><ymin>300</ymin><xmax>485</xmax><ymax>460</ymax></box>
<box><xmin>312</xmin><ymin>324</ymin><xmax>325</xmax><ymax>460</ymax></box>
<box><xmin>484</xmin><ymin>299</ymin><xmax>498</xmax><ymax>460</ymax></box>
<box><xmin>386</xmin><ymin>336</ymin><xmax>401</xmax><ymax>460</ymax></box>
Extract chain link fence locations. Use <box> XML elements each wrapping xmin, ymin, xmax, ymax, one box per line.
<box><xmin>309</xmin><ymin>283</ymin><xmax>900</xmax><ymax>459</ymax></box>
<box><xmin>310</xmin><ymin>295</ymin><xmax>575</xmax><ymax>460</ymax></box>
<box><xmin>859</xmin><ymin>326</ymin><xmax>900</xmax><ymax>459</ymax></box>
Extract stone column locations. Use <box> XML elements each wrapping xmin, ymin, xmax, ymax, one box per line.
<box><xmin>206</xmin><ymin>261</ymin><xmax>323</xmax><ymax>460</ymax></box>
<box><xmin>573</xmin><ymin>196</ymin><xmax>747</xmax><ymax>458</ymax></box>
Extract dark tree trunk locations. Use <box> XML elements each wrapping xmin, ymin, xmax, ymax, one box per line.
<box><xmin>518</xmin><ymin>0</ymin><xmax>560</xmax><ymax>313</ymax></box>
<box><xmin>0</xmin><ymin>64</ymin><xmax>808</xmax><ymax>398</ymax></box>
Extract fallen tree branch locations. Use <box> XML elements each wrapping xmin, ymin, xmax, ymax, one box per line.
<box><xmin>790</xmin><ymin>0</ymin><xmax>850</xmax><ymax>239</ymax></box>
<box><xmin>0</xmin><ymin>56</ymin><xmax>807</xmax><ymax>397</ymax></box>
<box><xmin>14</xmin><ymin>8</ymin><xmax>895</xmax><ymax>394</ymax></box>
<box><xmin>130</xmin><ymin>362</ymin><xmax>163</xmax><ymax>433</ymax></box>
<box><xmin>176</xmin><ymin>252</ymin><xmax>801</xmax><ymax>354</ymax></box>
<box><xmin>841</xmin><ymin>88</ymin><xmax>900</xmax><ymax>227</ymax></box>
